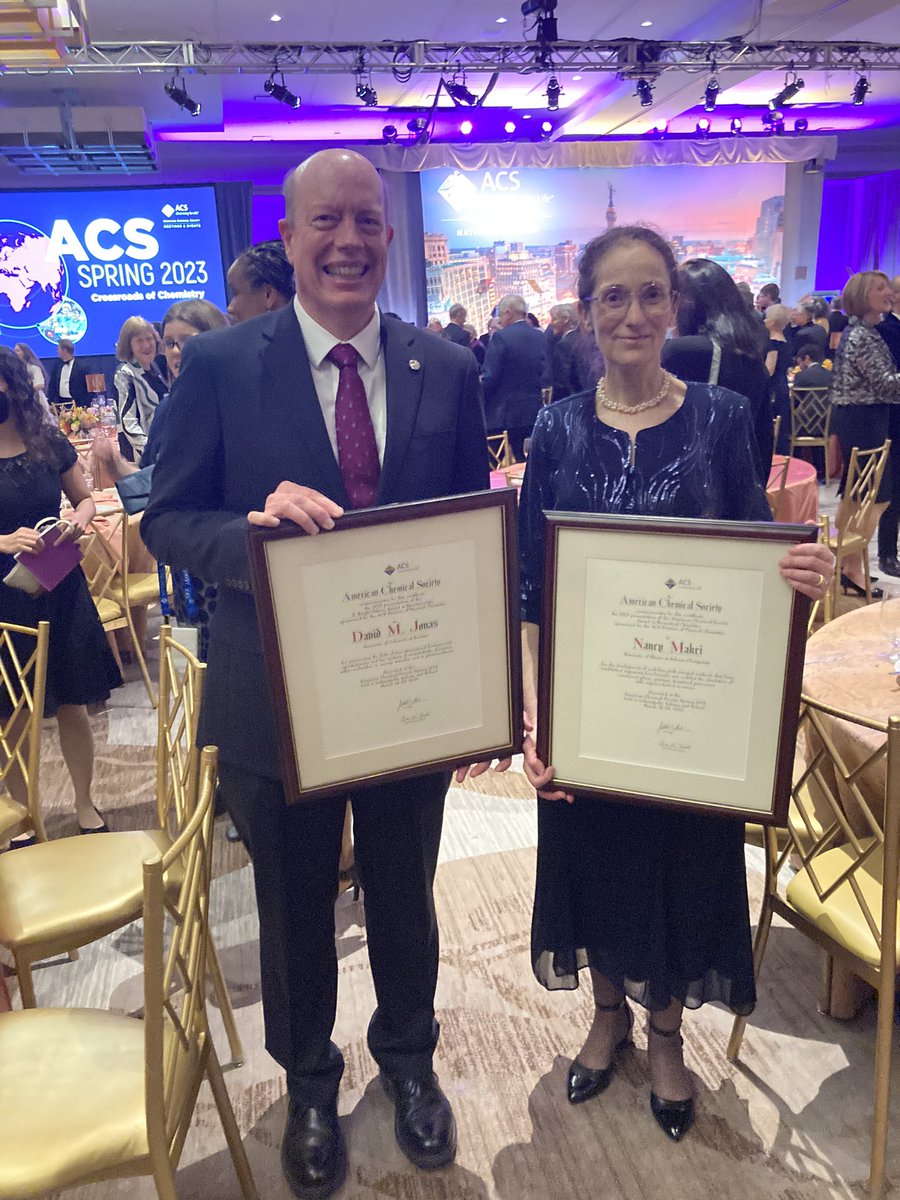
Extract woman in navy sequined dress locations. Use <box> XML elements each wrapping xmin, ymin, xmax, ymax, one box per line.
<box><xmin>518</xmin><ymin>226</ymin><xmax>833</xmax><ymax>1141</ymax></box>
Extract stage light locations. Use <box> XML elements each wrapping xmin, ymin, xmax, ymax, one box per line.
<box><xmin>382</xmin><ymin>125</ymin><xmax>398</xmax><ymax>143</ymax></box>
<box><xmin>164</xmin><ymin>77</ymin><xmax>201</xmax><ymax>117</ymax></box>
<box><xmin>356</xmin><ymin>81</ymin><xmax>379</xmax><ymax>106</ymax></box>
<box><xmin>852</xmin><ymin>75</ymin><xmax>870</xmax><ymax>105</ymax></box>
<box><xmin>540</xmin><ymin>120</ymin><xmax>554</xmax><ymax>140</ymax></box>
<box><xmin>652</xmin><ymin>121</ymin><xmax>668</xmax><ymax>137</ymax></box>
<box><xmin>504</xmin><ymin>120</ymin><xmax>517</xmax><ymax>135</ymax></box>
<box><xmin>545</xmin><ymin>76</ymin><xmax>562</xmax><ymax>111</ymax></box>
<box><xmin>703</xmin><ymin>76</ymin><xmax>719</xmax><ymax>112</ymax></box>
<box><xmin>769</xmin><ymin>76</ymin><xmax>804</xmax><ymax>109</ymax></box>
<box><xmin>459</xmin><ymin>119</ymin><xmax>473</xmax><ymax>136</ymax></box>
<box><xmin>794</xmin><ymin>117</ymin><xmax>809</xmax><ymax>134</ymax></box>
<box><xmin>407</xmin><ymin>116</ymin><xmax>430</xmax><ymax>144</ymax></box>
<box><xmin>264</xmin><ymin>75</ymin><xmax>301</xmax><ymax>110</ymax></box>
<box><xmin>635</xmin><ymin>78</ymin><xmax>654</xmax><ymax>107</ymax></box>
<box><xmin>762</xmin><ymin>110</ymin><xmax>785</xmax><ymax>135</ymax></box>
<box><xmin>730</xmin><ymin>117</ymin><xmax>743</xmax><ymax>134</ymax></box>
<box><xmin>695</xmin><ymin>118</ymin><xmax>711</xmax><ymax>136</ymax></box>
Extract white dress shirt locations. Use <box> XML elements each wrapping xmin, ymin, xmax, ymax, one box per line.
<box><xmin>59</xmin><ymin>358</ymin><xmax>74</xmax><ymax>399</ymax></box>
<box><xmin>292</xmin><ymin>296</ymin><xmax>387</xmax><ymax>465</ymax></box>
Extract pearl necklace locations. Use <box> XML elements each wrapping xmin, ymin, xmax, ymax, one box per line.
<box><xmin>595</xmin><ymin>371</ymin><xmax>675</xmax><ymax>414</ymax></box>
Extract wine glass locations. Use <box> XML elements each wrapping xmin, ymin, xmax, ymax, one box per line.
<box><xmin>879</xmin><ymin>583</ymin><xmax>900</xmax><ymax>664</ymax></box>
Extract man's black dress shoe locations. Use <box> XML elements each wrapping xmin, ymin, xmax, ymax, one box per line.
<box><xmin>281</xmin><ymin>1101</ymin><xmax>346</xmax><ymax>1199</ymax></box>
<box><xmin>880</xmin><ymin>558</ymin><xmax>900</xmax><ymax>577</ymax></box>
<box><xmin>380</xmin><ymin>1072</ymin><xmax>457</xmax><ymax>1169</ymax></box>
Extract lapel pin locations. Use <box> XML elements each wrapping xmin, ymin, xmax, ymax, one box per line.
<box><xmin>408</xmin><ymin>358</ymin><xmax>421</xmax><ymax>371</ymax></box>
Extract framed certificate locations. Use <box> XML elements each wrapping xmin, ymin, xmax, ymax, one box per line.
<box><xmin>248</xmin><ymin>489</ymin><xmax>522</xmax><ymax>802</ymax></box>
<box><xmin>537</xmin><ymin>514</ymin><xmax>817</xmax><ymax>825</ymax></box>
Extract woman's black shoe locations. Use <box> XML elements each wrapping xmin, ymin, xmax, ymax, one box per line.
<box><xmin>840</xmin><ymin>574</ymin><xmax>882</xmax><ymax>600</ymax></box>
<box><xmin>648</xmin><ymin>1022</ymin><xmax>695</xmax><ymax>1142</ymax></box>
<box><xmin>566</xmin><ymin>1000</ymin><xmax>633</xmax><ymax>1104</ymax></box>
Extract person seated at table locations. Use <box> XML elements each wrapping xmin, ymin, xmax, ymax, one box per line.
<box><xmin>112</xmin><ymin>317</ymin><xmax>166</xmax><ymax>463</ymax></box>
<box><xmin>95</xmin><ymin>301</ymin><xmax>228</xmax><ymax>661</ymax></box>
<box><xmin>793</xmin><ymin>342</ymin><xmax>833</xmax><ymax>390</ymax></box>
<box><xmin>831</xmin><ymin>270</ymin><xmax>900</xmax><ymax>583</ymax></box>
<box><xmin>0</xmin><ymin>347</ymin><xmax>120</xmax><ymax>840</ymax></box>
<box><xmin>763</xmin><ymin>304</ymin><xmax>793</xmax><ymax>455</ymax></box>
<box><xmin>225</xmin><ymin>239</ymin><xmax>293</xmax><ymax>324</ymax></box>
<box><xmin>662</xmin><ymin>258</ymin><xmax>771</xmax><ymax>484</ymax></box>
<box><xmin>518</xmin><ymin>224</ymin><xmax>833</xmax><ymax>1143</ymax></box>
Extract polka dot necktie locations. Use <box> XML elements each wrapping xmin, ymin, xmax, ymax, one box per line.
<box><xmin>327</xmin><ymin>342</ymin><xmax>380</xmax><ymax>509</ymax></box>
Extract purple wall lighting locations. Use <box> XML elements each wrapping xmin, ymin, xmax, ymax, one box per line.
<box><xmin>816</xmin><ymin>169</ymin><xmax>900</xmax><ymax>288</ymax></box>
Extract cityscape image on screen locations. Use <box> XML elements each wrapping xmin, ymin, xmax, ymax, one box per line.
<box><xmin>420</xmin><ymin>163</ymin><xmax>786</xmax><ymax>331</ymax></box>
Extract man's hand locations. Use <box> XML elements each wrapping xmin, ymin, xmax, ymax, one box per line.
<box><xmin>248</xmin><ymin>483</ymin><xmax>344</xmax><ymax>535</ymax></box>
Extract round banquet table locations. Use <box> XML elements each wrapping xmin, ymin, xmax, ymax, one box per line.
<box><xmin>802</xmin><ymin>602</ymin><xmax>900</xmax><ymax>1015</ymax></box>
<box><xmin>767</xmin><ymin>455</ymin><xmax>819</xmax><ymax>524</ymax></box>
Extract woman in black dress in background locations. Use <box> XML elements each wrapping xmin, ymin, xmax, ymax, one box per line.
<box><xmin>0</xmin><ymin>348</ymin><xmax>120</xmax><ymax>837</ymax></box>
<box><xmin>518</xmin><ymin>227</ymin><xmax>832</xmax><ymax>1141</ymax></box>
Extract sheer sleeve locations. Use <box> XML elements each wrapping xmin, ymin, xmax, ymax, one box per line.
<box><xmin>518</xmin><ymin>406</ymin><xmax>560</xmax><ymax>624</ymax></box>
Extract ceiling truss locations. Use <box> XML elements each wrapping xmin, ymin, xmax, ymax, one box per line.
<box><xmin>3</xmin><ymin>39</ymin><xmax>899</xmax><ymax>77</ymax></box>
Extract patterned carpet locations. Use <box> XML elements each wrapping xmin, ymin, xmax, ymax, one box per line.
<box><xmin>5</xmin><ymin>635</ymin><xmax>899</xmax><ymax>1199</ymax></box>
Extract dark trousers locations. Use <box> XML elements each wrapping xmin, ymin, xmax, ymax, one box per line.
<box><xmin>831</xmin><ymin>403</ymin><xmax>896</xmax><ymax>560</ymax></box>
<box><xmin>219</xmin><ymin>763</ymin><xmax>449</xmax><ymax>1106</ymax></box>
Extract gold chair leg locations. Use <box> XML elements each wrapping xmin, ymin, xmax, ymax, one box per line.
<box><xmin>206</xmin><ymin>932</ymin><xmax>244</xmax><ymax>1067</ymax></box>
<box><xmin>14</xmin><ymin>954</ymin><xmax>36</xmax><ymax>1009</ymax></box>
<box><xmin>205</xmin><ymin>1042</ymin><xmax>260</xmax><ymax>1200</ymax></box>
<box><xmin>124</xmin><ymin>604</ymin><xmax>158</xmax><ymax>708</ymax></box>
<box><xmin>149</xmin><ymin>1151</ymin><xmax>180</xmax><ymax>1200</ymax></box>
<box><xmin>868</xmin><ymin>973</ymin><xmax>896</xmax><ymax>1198</ymax></box>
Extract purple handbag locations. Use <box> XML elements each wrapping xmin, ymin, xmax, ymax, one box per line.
<box><xmin>3</xmin><ymin>518</ymin><xmax>83</xmax><ymax>597</ymax></box>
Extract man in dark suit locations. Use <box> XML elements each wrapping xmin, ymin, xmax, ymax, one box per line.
<box><xmin>786</xmin><ymin>302</ymin><xmax>828</xmax><ymax>356</ymax></box>
<box><xmin>46</xmin><ymin>338</ymin><xmax>89</xmax><ymax>406</ymax></box>
<box><xmin>793</xmin><ymin>341</ymin><xmax>833</xmax><ymax>389</ymax></box>
<box><xmin>442</xmin><ymin>302</ymin><xmax>470</xmax><ymax>347</ymax></box>
<box><xmin>143</xmin><ymin>149</ymin><xmax>487</xmax><ymax>1199</ymax></box>
<box><xmin>481</xmin><ymin>293</ymin><xmax>548</xmax><ymax>459</ymax></box>
<box><xmin>544</xmin><ymin>303</ymin><xmax>582</xmax><ymax>402</ymax></box>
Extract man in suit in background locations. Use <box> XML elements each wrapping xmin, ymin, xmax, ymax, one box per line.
<box><xmin>143</xmin><ymin>149</ymin><xmax>487</xmax><ymax>1199</ymax></box>
<box><xmin>793</xmin><ymin>341</ymin><xmax>833</xmax><ymax>390</ymax></box>
<box><xmin>544</xmin><ymin>302</ymin><xmax>582</xmax><ymax>402</ymax></box>
<box><xmin>481</xmin><ymin>293</ymin><xmax>548</xmax><ymax>459</ymax></box>
<box><xmin>442</xmin><ymin>302</ymin><xmax>470</xmax><ymax>347</ymax></box>
<box><xmin>46</xmin><ymin>338</ymin><xmax>89</xmax><ymax>407</ymax></box>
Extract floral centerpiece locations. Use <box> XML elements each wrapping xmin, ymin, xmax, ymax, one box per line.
<box><xmin>59</xmin><ymin>405</ymin><xmax>100</xmax><ymax>436</ymax></box>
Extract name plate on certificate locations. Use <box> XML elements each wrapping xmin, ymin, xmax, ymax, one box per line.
<box><xmin>248</xmin><ymin>489</ymin><xmax>522</xmax><ymax>802</ymax></box>
<box><xmin>537</xmin><ymin>514</ymin><xmax>816</xmax><ymax>825</ymax></box>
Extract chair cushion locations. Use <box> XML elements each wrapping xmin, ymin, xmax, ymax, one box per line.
<box><xmin>0</xmin><ymin>829</ymin><xmax>175</xmax><ymax>950</ymax></box>
<box><xmin>0</xmin><ymin>1008</ymin><xmax>149</xmax><ymax>1197</ymax></box>
<box><xmin>110</xmin><ymin>574</ymin><xmax>163</xmax><ymax>607</ymax></box>
<box><xmin>0</xmin><ymin>793</ymin><xmax>29</xmax><ymax>841</ymax></box>
<box><xmin>94</xmin><ymin>596</ymin><xmax>123</xmax><ymax>624</ymax></box>
<box><xmin>785</xmin><ymin>837</ymin><xmax>900</xmax><ymax>968</ymax></box>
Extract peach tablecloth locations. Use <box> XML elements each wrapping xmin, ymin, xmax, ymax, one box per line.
<box><xmin>767</xmin><ymin>455</ymin><xmax>819</xmax><ymax>524</ymax></box>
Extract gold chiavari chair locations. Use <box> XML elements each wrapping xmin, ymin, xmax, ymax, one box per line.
<box><xmin>0</xmin><ymin>629</ymin><xmax>243</xmax><ymax>1066</ymax></box>
<box><xmin>487</xmin><ymin>430</ymin><xmax>514</xmax><ymax>470</ymax></box>
<box><xmin>821</xmin><ymin>440</ymin><xmax>891</xmax><ymax>620</ymax></box>
<box><xmin>0</xmin><ymin>747</ymin><xmax>259</xmax><ymax>1200</ymax></box>
<box><xmin>541</xmin><ymin>385</ymin><xmax>554</xmax><ymax>405</ymax></box>
<box><xmin>0</xmin><ymin>621</ymin><xmax>49</xmax><ymax>847</ymax></box>
<box><xmin>81</xmin><ymin>506</ymin><xmax>158</xmax><ymax>706</ymax></box>
<box><xmin>772</xmin><ymin>414</ymin><xmax>782</xmax><ymax>459</ymax></box>
<box><xmin>767</xmin><ymin>454</ymin><xmax>792</xmax><ymax>521</ymax></box>
<box><xmin>789</xmin><ymin>385</ymin><xmax>833</xmax><ymax>484</ymax></box>
<box><xmin>727</xmin><ymin>698</ymin><xmax>900</xmax><ymax>1200</ymax></box>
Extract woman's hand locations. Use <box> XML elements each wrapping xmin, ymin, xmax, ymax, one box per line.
<box><xmin>55</xmin><ymin>512</ymin><xmax>90</xmax><ymax>544</ymax></box>
<box><xmin>779</xmin><ymin>539</ymin><xmax>835</xmax><ymax>600</ymax></box>
<box><xmin>0</xmin><ymin>527</ymin><xmax>45</xmax><ymax>556</ymax></box>
<box><xmin>454</xmin><ymin>756</ymin><xmax>512</xmax><ymax>784</ymax></box>
<box><xmin>523</xmin><ymin>711</ymin><xmax>574</xmax><ymax>802</ymax></box>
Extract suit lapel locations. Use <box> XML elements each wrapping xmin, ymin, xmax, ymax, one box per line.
<box><xmin>378</xmin><ymin>318</ymin><xmax>423</xmax><ymax>503</ymax></box>
<box><xmin>260</xmin><ymin>305</ymin><xmax>348</xmax><ymax>507</ymax></box>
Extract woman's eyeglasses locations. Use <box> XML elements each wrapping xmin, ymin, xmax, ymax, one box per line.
<box><xmin>583</xmin><ymin>285</ymin><xmax>673</xmax><ymax>314</ymax></box>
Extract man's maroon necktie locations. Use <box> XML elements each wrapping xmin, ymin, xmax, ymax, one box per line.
<box><xmin>327</xmin><ymin>342</ymin><xmax>380</xmax><ymax>508</ymax></box>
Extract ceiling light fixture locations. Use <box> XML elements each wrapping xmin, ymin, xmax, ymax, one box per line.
<box><xmin>852</xmin><ymin>74</ymin><xmax>870</xmax><ymax>105</ymax></box>
<box><xmin>264</xmin><ymin>73</ymin><xmax>301</xmax><ymax>110</ymax></box>
<box><xmin>730</xmin><ymin>117</ymin><xmax>742</xmax><ymax>134</ymax></box>
<box><xmin>503</xmin><ymin>119</ymin><xmax>517</xmax><ymax>136</ymax></box>
<box><xmin>695</xmin><ymin>117</ymin><xmax>711</xmax><ymax>136</ymax></box>
<box><xmin>545</xmin><ymin>75</ymin><xmax>562</xmax><ymax>111</ymax></box>
<box><xmin>446</xmin><ymin>76</ymin><xmax>478</xmax><ymax>105</ymax></box>
<box><xmin>762</xmin><ymin>110</ymin><xmax>785</xmax><ymax>135</ymax></box>
<box><xmin>653</xmin><ymin>120</ymin><xmax>669</xmax><ymax>137</ymax></box>
<box><xmin>496</xmin><ymin>15</ymin><xmax>507</xmax><ymax>22</ymax></box>
<box><xmin>270</xmin><ymin>12</ymin><xmax>282</xmax><ymax>20</ymax></box>
<box><xmin>635</xmin><ymin>77</ymin><xmax>654</xmax><ymax>107</ymax></box>
<box><xmin>459</xmin><ymin>119</ymin><xmax>473</xmax><ymax>135</ymax></box>
<box><xmin>540</xmin><ymin>120</ymin><xmax>553</xmax><ymax>140</ymax></box>
<box><xmin>769</xmin><ymin>67</ymin><xmax>804</xmax><ymax>109</ymax></box>
<box><xmin>382</xmin><ymin>124</ymin><xmax>398</xmax><ymax>143</ymax></box>
<box><xmin>794</xmin><ymin>117</ymin><xmax>809</xmax><ymax>133</ymax></box>
<box><xmin>164</xmin><ymin>75</ymin><xmax>201</xmax><ymax>116</ymax></box>
<box><xmin>354</xmin><ymin>52</ymin><xmax>378</xmax><ymax>106</ymax></box>
<box><xmin>407</xmin><ymin>116</ymin><xmax>430</xmax><ymax>144</ymax></box>
<box><xmin>641</xmin><ymin>19</ymin><xmax>653</xmax><ymax>26</ymax></box>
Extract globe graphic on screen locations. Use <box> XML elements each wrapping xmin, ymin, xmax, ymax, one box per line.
<box><xmin>0</xmin><ymin>220</ymin><xmax>67</xmax><ymax>332</ymax></box>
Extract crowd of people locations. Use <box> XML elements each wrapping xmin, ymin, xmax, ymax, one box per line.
<box><xmin>8</xmin><ymin>143</ymin><xmax>900</xmax><ymax>1200</ymax></box>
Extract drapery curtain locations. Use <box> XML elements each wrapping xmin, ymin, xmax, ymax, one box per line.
<box><xmin>363</xmin><ymin>135</ymin><xmax>837</xmax><ymax>173</ymax></box>
<box><xmin>815</xmin><ymin>170</ymin><xmax>900</xmax><ymax>290</ymax></box>
<box><xmin>213</xmin><ymin>181</ymin><xmax>253</xmax><ymax>292</ymax></box>
<box><xmin>378</xmin><ymin>170</ymin><xmax>427</xmax><ymax>326</ymax></box>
